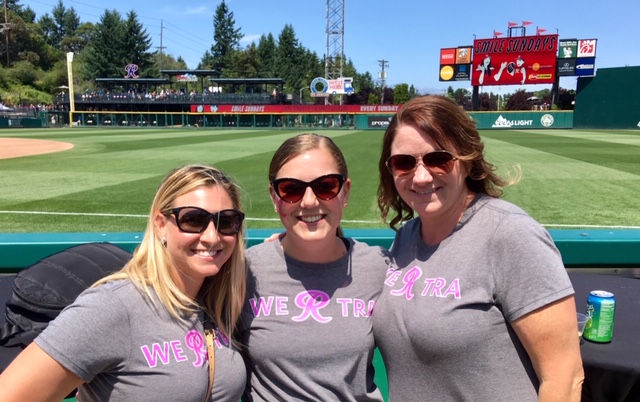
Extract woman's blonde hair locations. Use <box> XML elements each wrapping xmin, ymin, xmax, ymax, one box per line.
<box><xmin>95</xmin><ymin>164</ymin><xmax>246</xmax><ymax>343</ymax></box>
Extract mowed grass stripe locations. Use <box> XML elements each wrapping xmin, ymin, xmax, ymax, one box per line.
<box><xmin>1</xmin><ymin>128</ymin><xmax>639</xmax><ymax>232</ymax></box>
<box><xmin>480</xmin><ymin>130</ymin><xmax>640</xmax><ymax>175</ymax></box>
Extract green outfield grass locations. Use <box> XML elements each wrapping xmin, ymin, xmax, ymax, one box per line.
<box><xmin>1</xmin><ymin>127</ymin><xmax>639</xmax><ymax>233</ymax></box>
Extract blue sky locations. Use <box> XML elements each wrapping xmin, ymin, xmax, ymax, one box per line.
<box><xmin>28</xmin><ymin>0</ymin><xmax>640</xmax><ymax>95</ymax></box>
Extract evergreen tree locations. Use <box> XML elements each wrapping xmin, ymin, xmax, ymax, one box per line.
<box><xmin>201</xmin><ymin>0</ymin><xmax>242</xmax><ymax>75</ymax></box>
<box><xmin>275</xmin><ymin>24</ymin><xmax>305</xmax><ymax>94</ymax></box>
<box><xmin>124</xmin><ymin>11</ymin><xmax>154</xmax><ymax>77</ymax></box>
<box><xmin>256</xmin><ymin>33</ymin><xmax>276</xmax><ymax>77</ymax></box>
<box><xmin>82</xmin><ymin>10</ymin><xmax>127</xmax><ymax>79</ymax></box>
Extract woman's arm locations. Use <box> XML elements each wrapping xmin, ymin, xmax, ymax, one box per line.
<box><xmin>0</xmin><ymin>342</ymin><xmax>84</xmax><ymax>402</ymax></box>
<box><xmin>511</xmin><ymin>295</ymin><xmax>584</xmax><ymax>402</ymax></box>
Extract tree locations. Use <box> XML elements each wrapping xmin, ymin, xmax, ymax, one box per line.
<box><xmin>274</xmin><ymin>24</ymin><xmax>305</xmax><ymax>94</ymax></box>
<box><xmin>81</xmin><ymin>10</ymin><xmax>127</xmax><ymax>79</ymax></box>
<box><xmin>124</xmin><ymin>11</ymin><xmax>154</xmax><ymax>77</ymax></box>
<box><xmin>256</xmin><ymin>33</ymin><xmax>277</xmax><ymax>77</ymax></box>
<box><xmin>504</xmin><ymin>89</ymin><xmax>533</xmax><ymax>110</ymax></box>
<box><xmin>393</xmin><ymin>83</ymin><xmax>410</xmax><ymax>104</ymax></box>
<box><xmin>200</xmin><ymin>0</ymin><xmax>242</xmax><ymax>74</ymax></box>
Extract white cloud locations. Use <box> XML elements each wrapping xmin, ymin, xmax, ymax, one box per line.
<box><xmin>241</xmin><ymin>34</ymin><xmax>262</xmax><ymax>44</ymax></box>
<box><xmin>184</xmin><ymin>6</ymin><xmax>210</xmax><ymax>15</ymax></box>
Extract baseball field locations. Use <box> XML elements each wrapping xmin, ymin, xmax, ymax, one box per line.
<box><xmin>1</xmin><ymin>127</ymin><xmax>639</xmax><ymax>233</ymax></box>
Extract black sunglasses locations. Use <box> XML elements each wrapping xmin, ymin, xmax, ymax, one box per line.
<box><xmin>386</xmin><ymin>150</ymin><xmax>458</xmax><ymax>176</ymax></box>
<box><xmin>163</xmin><ymin>206</ymin><xmax>245</xmax><ymax>235</ymax></box>
<box><xmin>271</xmin><ymin>174</ymin><xmax>346</xmax><ymax>203</ymax></box>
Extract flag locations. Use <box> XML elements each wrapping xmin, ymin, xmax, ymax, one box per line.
<box><xmin>493</xmin><ymin>30</ymin><xmax>504</xmax><ymax>37</ymax></box>
<box><xmin>508</xmin><ymin>21</ymin><xmax>518</xmax><ymax>27</ymax></box>
<box><xmin>536</xmin><ymin>28</ymin><xmax>547</xmax><ymax>34</ymax></box>
<box><xmin>522</xmin><ymin>20</ymin><xmax>533</xmax><ymax>26</ymax></box>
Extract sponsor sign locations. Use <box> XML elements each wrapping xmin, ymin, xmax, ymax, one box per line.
<box><xmin>189</xmin><ymin>104</ymin><xmax>401</xmax><ymax>114</ymax></box>
<box><xmin>439</xmin><ymin>47</ymin><xmax>472</xmax><ymax>81</ymax></box>
<box><xmin>367</xmin><ymin>116</ymin><xmax>393</xmax><ymax>128</ymax></box>
<box><xmin>440</xmin><ymin>64</ymin><xmax>472</xmax><ymax>81</ymax></box>
<box><xmin>491</xmin><ymin>115</ymin><xmax>534</xmax><ymax>128</ymax></box>
<box><xmin>456</xmin><ymin>47</ymin><xmax>472</xmax><ymax>64</ymax></box>
<box><xmin>577</xmin><ymin>39</ymin><xmax>597</xmax><ymax>57</ymax></box>
<box><xmin>310</xmin><ymin>77</ymin><xmax>355</xmax><ymax>96</ymax></box>
<box><xmin>440</xmin><ymin>48</ymin><xmax>456</xmax><ymax>64</ymax></box>
<box><xmin>472</xmin><ymin>34</ymin><xmax>558</xmax><ymax>86</ymax></box>
<box><xmin>557</xmin><ymin>59</ymin><xmax>576</xmax><ymax>76</ymax></box>
<box><xmin>558</xmin><ymin>39</ymin><xmax>578</xmax><ymax>59</ymax></box>
<box><xmin>575</xmin><ymin>57</ymin><xmax>596</xmax><ymax>76</ymax></box>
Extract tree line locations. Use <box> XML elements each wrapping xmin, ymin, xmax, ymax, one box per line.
<box><xmin>0</xmin><ymin>0</ymin><xmax>571</xmax><ymax>109</ymax></box>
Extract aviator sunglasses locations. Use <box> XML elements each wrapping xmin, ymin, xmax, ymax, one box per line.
<box><xmin>163</xmin><ymin>206</ymin><xmax>245</xmax><ymax>235</ymax></box>
<box><xmin>386</xmin><ymin>150</ymin><xmax>458</xmax><ymax>176</ymax></box>
<box><xmin>271</xmin><ymin>174</ymin><xmax>346</xmax><ymax>203</ymax></box>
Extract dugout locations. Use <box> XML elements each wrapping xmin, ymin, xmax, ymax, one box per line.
<box><xmin>573</xmin><ymin>65</ymin><xmax>640</xmax><ymax>129</ymax></box>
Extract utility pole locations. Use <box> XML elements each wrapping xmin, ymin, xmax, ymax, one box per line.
<box><xmin>378</xmin><ymin>59</ymin><xmax>389</xmax><ymax>103</ymax></box>
<box><xmin>156</xmin><ymin>20</ymin><xmax>166</xmax><ymax>70</ymax></box>
<box><xmin>3</xmin><ymin>0</ymin><xmax>10</xmax><ymax>65</ymax></box>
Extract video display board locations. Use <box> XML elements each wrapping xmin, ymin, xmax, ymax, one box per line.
<box><xmin>439</xmin><ymin>46</ymin><xmax>472</xmax><ymax>82</ymax></box>
<box><xmin>471</xmin><ymin>34</ymin><xmax>558</xmax><ymax>86</ymax></box>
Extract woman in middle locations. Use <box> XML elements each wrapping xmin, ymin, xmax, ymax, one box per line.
<box><xmin>240</xmin><ymin>133</ymin><xmax>389</xmax><ymax>402</ymax></box>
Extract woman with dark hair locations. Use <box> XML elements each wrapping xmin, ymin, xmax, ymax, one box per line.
<box><xmin>374</xmin><ymin>96</ymin><xmax>583</xmax><ymax>401</ymax></box>
<box><xmin>240</xmin><ymin>133</ymin><xmax>389</xmax><ymax>401</ymax></box>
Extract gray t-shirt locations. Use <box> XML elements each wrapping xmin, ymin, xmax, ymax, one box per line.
<box><xmin>36</xmin><ymin>279</ymin><xmax>246</xmax><ymax>402</ymax></box>
<box><xmin>240</xmin><ymin>238</ymin><xmax>389</xmax><ymax>402</ymax></box>
<box><xmin>372</xmin><ymin>195</ymin><xmax>574</xmax><ymax>402</ymax></box>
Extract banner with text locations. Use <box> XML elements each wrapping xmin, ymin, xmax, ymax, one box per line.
<box><xmin>472</xmin><ymin>34</ymin><xmax>558</xmax><ymax>86</ymax></box>
<box><xmin>189</xmin><ymin>104</ymin><xmax>401</xmax><ymax>114</ymax></box>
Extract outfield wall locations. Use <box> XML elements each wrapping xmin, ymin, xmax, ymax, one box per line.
<box><xmin>355</xmin><ymin>111</ymin><xmax>574</xmax><ymax>130</ymax></box>
<box><xmin>574</xmin><ymin>65</ymin><xmax>640</xmax><ymax>129</ymax></box>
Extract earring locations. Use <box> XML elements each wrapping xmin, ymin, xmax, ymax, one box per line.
<box><xmin>161</xmin><ymin>237</ymin><xmax>167</xmax><ymax>247</ymax></box>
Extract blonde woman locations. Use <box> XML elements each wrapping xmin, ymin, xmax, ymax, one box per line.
<box><xmin>0</xmin><ymin>164</ymin><xmax>247</xmax><ymax>402</ymax></box>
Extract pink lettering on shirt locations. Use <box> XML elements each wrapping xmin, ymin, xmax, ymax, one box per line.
<box><xmin>390</xmin><ymin>266</ymin><xmax>423</xmax><ymax>300</ymax></box>
<box><xmin>422</xmin><ymin>277</ymin><xmax>461</xmax><ymax>298</ymax></box>
<box><xmin>292</xmin><ymin>290</ymin><xmax>332</xmax><ymax>323</ymax></box>
<box><xmin>250</xmin><ymin>296</ymin><xmax>274</xmax><ymax>317</ymax></box>
<box><xmin>141</xmin><ymin>342</ymin><xmax>171</xmax><ymax>368</ymax></box>
<box><xmin>170</xmin><ymin>340</ymin><xmax>188</xmax><ymax>362</ymax></box>
<box><xmin>184</xmin><ymin>329</ymin><xmax>207</xmax><ymax>367</ymax></box>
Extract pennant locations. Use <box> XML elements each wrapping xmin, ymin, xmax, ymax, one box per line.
<box><xmin>522</xmin><ymin>20</ymin><xmax>533</xmax><ymax>26</ymax></box>
<box><xmin>508</xmin><ymin>21</ymin><xmax>519</xmax><ymax>27</ymax></box>
<box><xmin>536</xmin><ymin>28</ymin><xmax>547</xmax><ymax>34</ymax></box>
<box><xmin>493</xmin><ymin>30</ymin><xmax>504</xmax><ymax>37</ymax></box>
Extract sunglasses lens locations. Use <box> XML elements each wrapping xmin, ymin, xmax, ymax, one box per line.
<box><xmin>273</xmin><ymin>174</ymin><xmax>344</xmax><ymax>203</ymax></box>
<box><xmin>177</xmin><ymin>208</ymin><xmax>210</xmax><ymax>233</ymax></box>
<box><xmin>275</xmin><ymin>180</ymin><xmax>307</xmax><ymax>203</ymax></box>
<box><xmin>423</xmin><ymin>152</ymin><xmax>455</xmax><ymax>174</ymax></box>
<box><xmin>173</xmin><ymin>208</ymin><xmax>244</xmax><ymax>234</ymax></box>
<box><xmin>312</xmin><ymin>175</ymin><xmax>342</xmax><ymax>200</ymax></box>
<box><xmin>216</xmin><ymin>210</ymin><xmax>244</xmax><ymax>235</ymax></box>
<box><xmin>387</xmin><ymin>154</ymin><xmax>418</xmax><ymax>175</ymax></box>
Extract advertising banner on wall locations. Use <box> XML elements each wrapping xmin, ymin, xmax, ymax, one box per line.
<box><xmin>471</xmin><ymin>34</ymin><xmax>558</xmax><ymax>86</ymax></box>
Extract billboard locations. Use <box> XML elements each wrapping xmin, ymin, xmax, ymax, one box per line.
<box><xmin>439</xmin><ymin>46</ymin><xmax>472</xmax><ymax>82</ymax></box>
<box><xmin>471</xmin><ymin>34</ymin><xmax>558</xmax><ymax>86</ymax></box>
<box><xmin>557</xmin><ymin>38</ymin><xmax>597</xmax><ymax>77</ymax></box>
<box><xmin>310</xmin><ymin>77</ymin><xmax>355</xmax><ymax>97</ymax></box>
